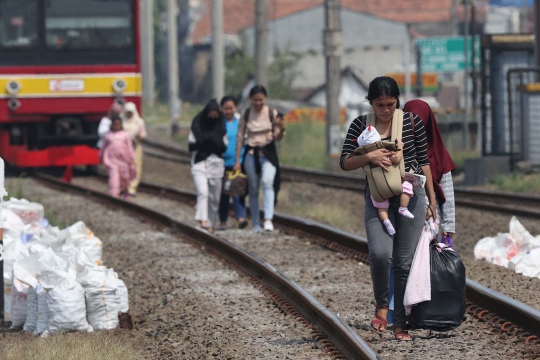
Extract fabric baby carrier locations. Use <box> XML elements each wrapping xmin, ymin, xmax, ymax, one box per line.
<box><xmin>355</xmin><ymin>109</ymin><xmax>406</xmax><ymax>203</ymax></box>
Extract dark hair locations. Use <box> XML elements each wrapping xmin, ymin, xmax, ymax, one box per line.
<box><xmin>366</xmin><ymin>76</ymin><xmax>401</xmax><ymax>108</ymax></box>
<box><xmin>249</xmin><ymin>85</ymin><xmax>267</xmax><ymax>98</ymax></box>
<box><xmin>111</xmin><ymin>115</ymin><xmax>122</xmax><ymax>123</ymax></box>
<box><xmin>220</xmin><ymin>95</ymin><xmax>237</xmax><ymax>106</ymax></box>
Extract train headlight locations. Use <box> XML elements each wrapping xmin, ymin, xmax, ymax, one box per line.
<box><xmin>6</xmin><ymin>80</ymin><xmax>21</xmax><ymax>95</ymax></box>
<box><xmin>112</xmin><ymin>78</ymin><xmax>127</xmax><ymax>93</ymax></box>
<box><xmin>7</xmin><ymin>98</ymin><xmax>21</xmax><ymax>110</ymax></box>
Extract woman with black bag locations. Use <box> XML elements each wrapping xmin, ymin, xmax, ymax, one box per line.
<box><xmin>189</xmin><ymin>99</ymin><xmax>228</xmax><ymax>233</ymax></box>
<box><xmin>340</xmin><ymin>77</ymin><xmax>437</xmax><ymax>341</ymax></box>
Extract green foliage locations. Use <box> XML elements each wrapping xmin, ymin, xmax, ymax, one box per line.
<box><xmin>267</xmin><ymin>47</ymin><xmax>303</xmax><ymax>100</ymax></box>
<box><xmin>490</xmin><ymin>173</ymin><xmax>540</xmax><ymax>194</ymax></box>
<box><xmin>225</xmin><ymin>45</ymin><xmax>303</xmax><ymax>100</ymax></box>
<box><xmin>225</xmin><ymin>51</ymin><xmax>255</xmax><ymax>99</ymax></box>
<box><xmin>277</xmin><ymin>120</ymin><xmax>328</xmax><ymax>171</ymax></box>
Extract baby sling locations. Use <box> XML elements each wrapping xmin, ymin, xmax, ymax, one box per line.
<box><xmin>354</xmin><ymin>109</ymin><xmax>407</xmax><ymax>203</ymax></box>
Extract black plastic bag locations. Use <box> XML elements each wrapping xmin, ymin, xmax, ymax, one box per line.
<box><xmin>408</xmin><ymin>240</ymin><xmax>466</xmax><ymax>331</ymax></box>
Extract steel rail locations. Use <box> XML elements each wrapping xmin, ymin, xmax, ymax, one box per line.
<box><xmin>33</xmin><ymin>172</ymin><xmax>380</xmax><ymax>360</ymax></box>
<box><xmin>143</xmin><ymin>138</ymin><xmax>540</xmax><ymax>218</ymax></box>
<box><xmin>115</xmin><ymin>176</ymin><xmax>540</xmax><ymax>339</ymax></box>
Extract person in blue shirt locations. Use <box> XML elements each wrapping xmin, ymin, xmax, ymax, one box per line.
<box><xmin>217</xmin><ymin>96</ymin><xmax>247</xmax><ymax>230</ymax></box>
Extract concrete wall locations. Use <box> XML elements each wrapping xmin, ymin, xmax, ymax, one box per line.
<box><xmin>240</xmin><ymin>7</ymin><xmax>409</xmax><ymax>89</ymax></box>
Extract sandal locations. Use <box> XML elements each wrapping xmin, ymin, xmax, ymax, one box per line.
<box><xmin>370</xmin><ymin>306</ymin><xmax>388</xmax><ymax>333</ymax></box>
<box><xmin>393</xmin><ymin>328</ymin><xmax>413</xmax><ymax>341</ymax></box>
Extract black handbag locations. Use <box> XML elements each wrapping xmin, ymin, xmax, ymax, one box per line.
<box><xmin>222</xmin><ymin>170</ymin><xmax>247</xmax><ymax>197</ymax></box>
<box><xmin>408</xmin><ymin>240</ymin><xmax>467</xmax><ymax>332</ymax></box>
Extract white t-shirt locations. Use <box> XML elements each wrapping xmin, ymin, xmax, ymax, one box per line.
<box><xmin>96</xmin><ymin>116</ymin><xmax>112</xmax><ymax>148</ymax></box>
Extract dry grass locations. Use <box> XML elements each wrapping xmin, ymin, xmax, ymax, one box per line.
<box><xmin>277</xmin><ymin>183</ymin><xmax>358</xmax><ymax>229</ymax></box>
<box><xmin>0</xmin><ymin>331</ymin><xmax>146</xmax><ymax>360</ymax></box>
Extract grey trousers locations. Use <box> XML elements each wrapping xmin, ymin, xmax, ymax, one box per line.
<box><xmin>437</xmin><ymin>171</ymin><xmax>456</xmax><ymax>234</ymax></box>
<box><xmin>364</xmin><ymin>185</ymin><xmax>427</xmax><ymax>328</ymax></box>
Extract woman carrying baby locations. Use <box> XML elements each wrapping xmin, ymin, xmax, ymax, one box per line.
<box><xmin>356</xmin><ymin>124</ymin><xmax>415</xmax><ymax>235</ymax></box>
<box><xmin>340</xmin><ymin>76</ymin><xmax>437</xmax><ymax>340</ymax></box>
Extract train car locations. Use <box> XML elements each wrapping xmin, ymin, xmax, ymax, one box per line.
<box><xmin>0</xmin><ymin>0</ymin><xmax>141</xmax><ymax>170</ymax></box>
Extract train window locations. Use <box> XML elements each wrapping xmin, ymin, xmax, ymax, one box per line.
<box><xmin>0</xmin><ymin>0</ymin><xmax>38</xmax><ymax>48</ymax></box>
<box><xmin>44</xmin><ymin>0</ymin><xmax>133</xmax><ymax>50</ymax></box>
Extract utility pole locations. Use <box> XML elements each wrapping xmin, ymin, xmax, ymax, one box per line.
<box><xmin>451</xmin><ymin>0</ymin><xmax>459</xmax><ymax>35</ymax></box>
<box><xmin>536</xmin><ymin>0</ymin><xmax>540</xmax><ymax>67</ymax></box>
<box><xmin>255</xmin><ymin>0</ymin><xmax>268</xmax><ymax>87</ymax></box>
<box><xmin>403</xmin><ymin>24</ymin><xmax>412</xmax><ymax>103</ymax></box>
<box><xmin>140</xmin><ymin>0</ymin><xmax>155</xmax><ymax>108</ymax></box>
<box><xmin>167</xmin><ymin>0</ymin><xmax>180</xmax><ymax>136</ymax></box>
<box><xmin>471</xmin><ymin>2</ymin><xmax>477</xmax><ymax>109</ymax></box>
<box><xmin>324</xmin><ymin>0</ymin><xmax>342</xmax><ymax>166</ymax></box>
<box><xmin>211</xmin><ymin>0</ymin><xmax>224</xmax><ymax>100</ymax></box>
<box><xmin>463</xmin><ymin>0</ymin><xmax>470</xmax><ymax>150</ymax></box>
<box><xmin>521</xmin><ymin>0</ymin><xmax>528</xmax><ymax>33</ymax></box>
<box><xmin>415</xmin><ymin>44</ymin><xmax>422</xmax><ymax>97</ymax></box>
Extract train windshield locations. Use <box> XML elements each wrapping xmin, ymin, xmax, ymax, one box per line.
<box><xmin>45</xmin><ymin>0</ymin><xmax>133</xmax><ymax>50</ymax></box>
<box><xmin>0</xmin><ymin>0</ymin><xmax>38</xmax><ymax>48</ymax></box>
<box><xmin>0</xmin><ymin>0</ymin><xmax>136</xmax><ymax>66</ymax></box>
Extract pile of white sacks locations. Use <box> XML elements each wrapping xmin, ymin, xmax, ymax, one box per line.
<box><xmin>474</xmin><ymin>216</ymin><xmax>540</xmax><ymax>278</ymax></box>
<box><xmin>3</xmin><ymin>198</ymin><xmax>129</xmax><ymax>336</ymax></box>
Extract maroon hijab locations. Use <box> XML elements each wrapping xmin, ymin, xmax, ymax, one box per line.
<box><xmin>403</xmin><ymin>100</ymin><xmax>456</xmax><ymax>203</ymax></box>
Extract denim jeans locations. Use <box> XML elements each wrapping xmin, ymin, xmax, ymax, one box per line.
<box><xmin>244</xmin><ymin>153</ymin><xmax>276</xmax><ymax>228</ymax></box>
<box><xmin>218</xmin><ymin>193</ymin><xmax>246</xmax><ymax>223</ymax></box>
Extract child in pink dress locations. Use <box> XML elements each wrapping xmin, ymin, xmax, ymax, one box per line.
<box><xmin>100</xmin><ymin>116</ymin><xmax>137</xmax><ymax>198</ymax></box>
<box><xmin>358</xmin><ymin>125</ymin><xmax>414</xmax><ymax>235</ymax></box>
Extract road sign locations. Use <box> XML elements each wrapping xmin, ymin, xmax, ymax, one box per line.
<box><xmin>489</xmin><ymin>0</ymin><xmax>533</xmax><ymax>6</ymax></box>
<box><xmin>415</xmin><ymin>37</ymin><xmax>480</xmax><ymax>73</ymax></box>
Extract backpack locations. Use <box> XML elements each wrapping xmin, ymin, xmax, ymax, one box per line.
<box><xmin>243</xmin><ymin>106</ymin><xmax>275</xmax><ymax>134</ymax></box>
<box><xmin>355</xmin><ymin>109</ymin><xmax>407</xmax><ymax>203</ymax></box>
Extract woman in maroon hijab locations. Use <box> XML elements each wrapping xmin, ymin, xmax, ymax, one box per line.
<box><xmin>403</xmin><ymin>100</ymin><xmax>456</xmax><ymax>241</ymax></box>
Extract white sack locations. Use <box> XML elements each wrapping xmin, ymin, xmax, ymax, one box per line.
<box><xmin>4</xmin><ymin>198</ymin><xmax>44</xmax><ymax>225</ymax></box>
<box><xmin>10</xmin><ymin>278</ymin><xmax>29</xmax><ymax>328</ymax></box>
<box><xmin>117</xmin><ymin>279</ymin><xmax>129</xmax><ymax>313</ymax></box>
<box><xmin>46</xmin><ymin>277</ymin><xmax>92</xmax><ymax>333</ymax></box>
<box><xmin>60</xmin><ymin>222</ymin><xmax>102</xmax><ymax>266</ymax></box>
<box><xmin>77</xmin><ymin>267</ymin><xmax>119</xmax><ymax>330</ymax></box>
<box><xmin>35</xmin><ymin>285</ymin><xmax>49</xmax><ymax>335</ymax></box>
<box><xmin>23</xmin><ymin>286</ymin><xmax>38</xmax><ymax>332</ymax></box>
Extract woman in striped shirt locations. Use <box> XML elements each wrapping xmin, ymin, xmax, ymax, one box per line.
<box><xmin>340</xmin><ymin>76</ymin><xmax>437</xmax><ymax>341</ymax></box>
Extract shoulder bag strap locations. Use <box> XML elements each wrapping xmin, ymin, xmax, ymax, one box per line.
<box><xmin>391</xmin><ymin>109</ymin><xmax>405</xmax><ymax>178</ymax></box>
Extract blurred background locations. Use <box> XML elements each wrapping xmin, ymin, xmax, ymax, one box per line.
<box><xmin>141</xmin><ymin>0</ymin><xmax>538</xmax><ymax>183</ymax></box>
<box><xmin>2</xmin><ymin>0</ymin><xmax>539</xmax><ymax>189</ymax></box>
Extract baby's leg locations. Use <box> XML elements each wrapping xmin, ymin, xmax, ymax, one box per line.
<box><xmin>398</xmin><ymin>181</ymin><xmax>415</xmax><ymax>219</ymax></box>
<box><xmin>371</xmin><ymin>195</ymin><xmax>395</xmax><ymax>235</ymax></box>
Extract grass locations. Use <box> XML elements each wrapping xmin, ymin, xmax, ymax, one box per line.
<box><xmin>450</xmin><ymin>150</ymin><xmax>480</xmax><ymax>174</ymax></box>
<box><xmin>5</xmin><ymin>176</ymin><xmax>64</xmax><ymax>228</ymax></box>
<box><xmin>276</xmin><ymin>121</ymin><xmax>328</xmax><ymax>171</ymax></box>
<box><xmin>0</xmin><ymin>332</ymin><xmax>145</xmax><ymax>360</ymax></box>
<box><xmin>490</xmin><ymin>173</ymin><xmax>540</xmax><ymax>194</ymax></box>
<box><xmin>277</xmin><ymin>183</ymin><xmax>357</xmax><ymax>229</ymax></box>
<box><xmin>144</xmin><ymin>102</ymin><xmax>204</xmax><ymax>127</ymax></box>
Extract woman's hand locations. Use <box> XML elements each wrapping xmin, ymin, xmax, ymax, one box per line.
<box><xmin>426</xmin><ymin>202</ymin><xmax>437</xmax><ymax>221</ymax></box>
<box><xmin>233</xmin><ymin>162</ymin><xmax>241</xmax><ymax>173</ymax></box>
<box><xmin>368</xmin><ymin>149</ymin><xmax>395</xmax><ymax>171</ymax></box>
<box><xmin>273</xmin><ymin>115</ymin><xmax>284</xmax><ymax>129</ymax></box>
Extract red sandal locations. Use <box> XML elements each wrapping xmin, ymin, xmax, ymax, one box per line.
<box><xmin>370</xmin><ymin>306</ymin><xmax>389</xmax><ymax>333</ymax></box>
<box><xmin>393</xmin><ymin>328</ymin><xmax>413</xmax><ymax>341</ymax></box>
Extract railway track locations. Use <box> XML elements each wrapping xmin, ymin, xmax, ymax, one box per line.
<box><xmin>143</xmin><ymin>138</ymin><xmax>540</xmax><ymax>219</ymax></box>
<box><xmin>34</xmin><ymin>172</ymin><xmax>380</xmax><ymax>360</ymax></box>
<box><xmin>37</xmin><ymin>170</ymin><xmax>540</xmax><ymax>358</ymax></box>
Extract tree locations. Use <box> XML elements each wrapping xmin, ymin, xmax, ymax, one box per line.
<box><xmin>225</xmin><ymin>44</ymin><xmax>303</xmax><ymax>100</ymax></box>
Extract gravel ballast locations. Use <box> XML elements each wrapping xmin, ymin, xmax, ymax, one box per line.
<box><xmin>9</xmin><ymin>177</ymin><xmax>329</xmax><ymax>359</ymax></box>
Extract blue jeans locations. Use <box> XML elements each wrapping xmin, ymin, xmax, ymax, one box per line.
<box><xmin>219</xmin><ymin>193</ymin><xmax>246</xmax><ymax>223</ymax></box>
<box><xmin>244</xmin><ymin>153</ymin><xmax>276</xmax><ymax>228</ymax></box>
